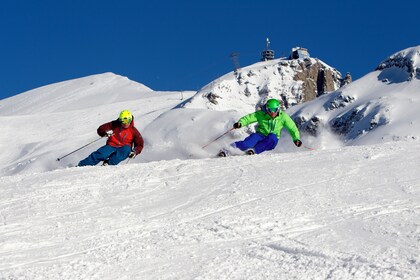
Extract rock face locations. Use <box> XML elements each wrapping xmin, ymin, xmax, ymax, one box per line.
<box><xmin>293</xmin><ymin>59</ymin><xmax>343</xmax><ymax>102</ymax></box>
<box><xmin>183</xmin><ymin>49</ymin><xmax>347</xmax><ymax>113</ymax></box>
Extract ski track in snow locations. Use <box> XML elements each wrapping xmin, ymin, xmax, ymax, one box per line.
<box><xmin>0</xmin><ymin>142</ymin><xmax>419</xmax><ymax>279</ymax></box>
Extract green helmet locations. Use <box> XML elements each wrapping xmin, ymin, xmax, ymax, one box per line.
<box><xmin>265</xmin><ymin>99</ymin><xmax>280</xmax><ymax>113</ymax></box>
<box><xmin>119</xmin><ymin>110</ymin><xmax>133</xmax><ymax>124</ymax></box>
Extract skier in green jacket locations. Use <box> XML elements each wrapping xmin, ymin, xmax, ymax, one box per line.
<box><xmin>219</xmin><ymin>98</ymin><xmax>302</xmax><ymax>156</ymax></box>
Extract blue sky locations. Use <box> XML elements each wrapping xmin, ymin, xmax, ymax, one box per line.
<box><xmin>1</xmin><ymin>0</ymin><xmax>419</xmax><ymax>100</ymax></box>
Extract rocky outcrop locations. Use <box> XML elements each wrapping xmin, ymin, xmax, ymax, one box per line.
<box><xmin>293</xmin><ymin>59</ymin><xmax>343</xmax><ymax>102</ymax></box>
<box><xmin>340</xmin><ymin>72</ymin><xmax>352</xmax><ymax>87</ymax></box>
<box><xmin>184</xmin><ymin>52</ymin><xmax>347</xmax><ymax>112</ymax></box>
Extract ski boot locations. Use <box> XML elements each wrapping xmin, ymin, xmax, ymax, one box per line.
<box><xmin>246</xmin><ymin>149</ymin><xmax>255</xmax><ymax>155</ymax></box>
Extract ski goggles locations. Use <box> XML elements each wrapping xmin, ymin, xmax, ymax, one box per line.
<box><xmin>267</xmin><ymin>107</ymin><xmax>279</xmax><ymax>113</ymax></box>
<box><xmin>119</xmin><ymin>117</ymin><xmax>132</xmax><ymax>124</ymax></box>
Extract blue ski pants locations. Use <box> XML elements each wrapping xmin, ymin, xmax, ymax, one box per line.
<box><xmin>235</xmin><ymin>132</ymin><xmax>278</xmax><ymax>154</ymax></box>
<box><xmin>78</xmin><ymin>145</ymin><xmax>131</xmax><ymax>166</ymax></box>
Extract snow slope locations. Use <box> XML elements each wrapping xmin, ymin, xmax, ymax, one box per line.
<box><xmin>0</xmin><ymin>141</ymin><xmax>419</xmax><ymax>279</ymax></box>
<box><xmin>0</xmin><ymin>48</ymin><xmax>420</xmax><ymax>279</ymax></box>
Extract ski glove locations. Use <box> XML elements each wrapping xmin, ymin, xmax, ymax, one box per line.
<box><xmin>105</xmin><ymin>130</ymin><xmax>114</xmax><ymax>137</ymax></box>
<box><xmin>233</xmin><ymin>122</ymin><xmax>242</xmax><ymax>129</ymax></box>
<box><xmin>294</xmin><ymin>140</ymin><xmax>302</xmax><ymax>147</ymax></box>
<box><xmin>128</xmin><ymin>151</ymin><xmax>136</xmax><ymax>159</ymax></box>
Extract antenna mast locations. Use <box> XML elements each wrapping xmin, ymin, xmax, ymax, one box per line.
<box><xmin>261</xmin><ymin>37</ymin><xmax>274</xmax><ymax>61</ymax></box>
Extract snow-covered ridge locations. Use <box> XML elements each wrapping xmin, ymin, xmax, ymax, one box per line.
<box><xmin>376</xmin><ymin>46</ymin><xmax>420</xmax><ymax>82</ymax></box>
<box><xmin>0</xmin><ymin>72</ymin><xmax>153</xmax><ymax>115</ymax></box>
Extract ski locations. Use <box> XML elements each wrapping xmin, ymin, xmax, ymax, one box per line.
<box><xmin>217</xmin><ymin>149</ymin><xmax>255</xmax><ymax>157</ymax></box>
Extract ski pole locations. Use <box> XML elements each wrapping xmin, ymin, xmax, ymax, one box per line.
<box><xmin>202</xmin><ymin>128</ymin><xmax>234</xmax><ymax>149</ymax></box>
<box><xmin>302</xmin><ymin>145</ymin><xmax>316</xmax><ymax>151</ymax></box>
<box><xmin>56</xmin><ymin>137</ymin><xmax>103</xmax><ymax>161</ymax></box>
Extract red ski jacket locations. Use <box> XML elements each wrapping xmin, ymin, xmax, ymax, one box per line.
<box><xmin>97</xmin><ymin>118</ymin><xmax>144</xmax><ymax>155</ymax></box>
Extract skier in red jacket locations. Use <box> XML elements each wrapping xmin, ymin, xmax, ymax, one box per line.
<box><xmin>78</xmin><ymin>110</ymin><xmax>144</xmax><ymax>166</ymax></box>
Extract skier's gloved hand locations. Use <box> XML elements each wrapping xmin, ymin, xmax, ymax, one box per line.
<box><xmin>294</xmin><ymin>139</ymin><xmax>302</xmax><ymax>147</ymax></box>
<box><xmin>105</xmin><ymin>130</ymin><xmax>114</xmax><ymax>137</ymax></box>
<box><xmin>233</xmin><ymin>122</ymin><xmax>242</xmax><ymax>129</ymax></box>
<box><xmin>128</xmin><ymin>151</ymin><xmax>136</xmax><ymax>159</ymax></box>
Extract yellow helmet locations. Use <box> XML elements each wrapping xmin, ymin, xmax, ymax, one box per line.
<box><xmin>119</xmin><ymin>110</ymin><xmax>133</xmax><ymax>124</ymax></box>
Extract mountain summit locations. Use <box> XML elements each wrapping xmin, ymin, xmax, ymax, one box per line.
<box><xmin>183</xmin><ymin>48</ymin><xmax>345</xmax><ymax>113</ymax></box>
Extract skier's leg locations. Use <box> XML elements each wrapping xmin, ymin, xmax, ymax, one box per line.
<box><xmin>235</xmin><ymin>133</ymin><xmax>265</xmax><ymax>151</ymax></box>
<box><xmin>108</xmin><ymin>145</ymin><xmax>131</xmax><ymax>165</ymax></box>
<box><xmin>254</xmin><ymin>133</ymin><xmax>279</xmax><ymax>154</ymax></box>
<box><xmin>78</xmin><ymin>145</ymin><xmax>116</xmax><ymax>166</ymax></box>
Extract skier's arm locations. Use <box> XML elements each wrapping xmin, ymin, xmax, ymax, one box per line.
<box><xmin>132</xmin><ymin>128</ymin><xmax>144</xmax><ymax>155</ymax></box>
<box><xmin>282</xmin><ymin>114</ymin><xmax>300</xmax><ymax>141</ymax></box>
<box><xmin>238</xmin><ymin>112</ymin><xmax>259</xmax><ymax>127</ymax></box>
<box><xmin>97</xmin><ymin>120</ymin><xmax>118</xmax><ymax>137</ymax></box>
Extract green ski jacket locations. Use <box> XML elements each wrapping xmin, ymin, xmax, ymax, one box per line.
<box><xmin>238</xmin><ymin>110</ymin><xmax>300</xmax><ymax>140</ymax></box>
